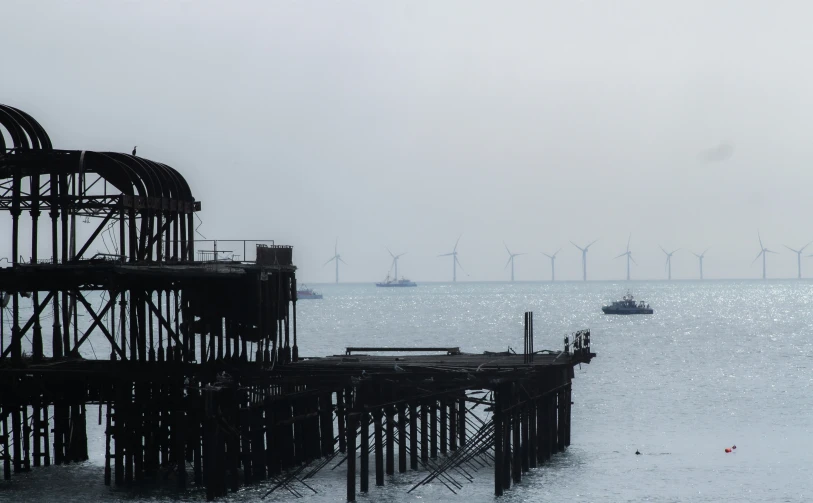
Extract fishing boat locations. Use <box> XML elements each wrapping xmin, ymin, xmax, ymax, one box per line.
<box><xmin>296</xmin><ymin>285</ymin><xmax>323</xmax><ymax>300</ymax></box>
<box><xmin>375</xmin><ymin>275</ymin><xmax>417</xmax><ymax>287</ymax></box>
<box><xmin>601</xmin><ymin>292</ymin><xmax>653</xmax><ymax>315</ymax></box>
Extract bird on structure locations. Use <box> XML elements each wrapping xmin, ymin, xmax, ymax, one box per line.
<box><xmin>132</xmin><ymin>146</ymin><xmax>137</xmax><ymax>156</ymax></box>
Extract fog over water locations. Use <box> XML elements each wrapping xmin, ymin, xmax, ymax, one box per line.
<box><xmin>3</xmin><ymin>1</ymin><xmax>813</xmax><ymax>283</ymax></box>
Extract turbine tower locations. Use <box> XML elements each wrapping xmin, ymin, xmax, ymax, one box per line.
<box><xmin>438</xmin><ymin>235</ymin><xmax>465</xmax><ymax>282</ymax></box>
<box><xmin>784</xmin><ymin>241</ymin><xmax>812</xmax><ymax>279</ymax></box>
<box><xmin>659</xmin><ymin>245</ymin><xmax>679</xmax><ymax>280</ymax></box>
<box><xmin>570</xmin><ymin>239</ymin><xmax>597</xmax><ymax>281</ymax></box>
<box><xmin>323</xmin><ymin>238</ymin><xmax>347</xmax><ymax>283</ymax></box>
<box><xmin>691</xmin><ymin>248</ymin><xmax>709</xmax><ymax>279</ymax></box>
<box><xmin>614</xmin><ymin>234</ymin><xmax>636</xmax><ymax>280</ymax></box>
<box><xmin>541</xmin><ymin>249</ymin><xmax>561</xmax><ymax>281</ymax></box>
<box><xmin>386</xmin><ymin>247</ymin><xmax>406</xmax><ymax>279</ymax></box>
<box><xmin>503</xmin><ymin>242</ymin><xmax>525</xmax><ymax>282</ymax></box>
<box><xmin>752</xmin><ymin>232</ymin><xmax>777</xmax><ymax>279</ymax></box>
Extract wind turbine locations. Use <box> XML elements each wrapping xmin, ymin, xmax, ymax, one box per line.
<box><xmin>570</xmin><ymin>240</ymin><xmax>598</xmax><ymax>281</ymax></box>
<box><xmin>691</xmin><ymin>248</ymin><xmax>709</xmax><ymax>279</ymax></box>
<box><xmin>503</xmin><ymin>242</ymin><xmax>525</xmax><ymax>282</ymax></box>
<box><xmin>752</xmin><ymin>232</ymin><xmax>777</xmax><ymax>279</ymax></box>
<box><xmin>784</xmin><ymin>241</ymin><xmax>812</xmax><ymax>279</ymax></box>
<box><xmin>438</xmin><ymin>235</ymin><xmax>466</xmax><ymax>282</ymax></box>
<box><xmin>614</xmin><ymin>234</ymin><xmax>636</xmax><ymax>280</ymax></box>
<box><xmin>541</xmin><ymin>249</ymin><xmax>561</xmax><ymax>281</ymax></box>
<box><xmin>323</xmin><ymin>238</ymin><xmax>347</xmax><ymax>283</ymax></box>
<box><xmin>659</xmin><ymin>245</ymin><xmax>679</xmax><ymax>280</ymax></box>
<box><xmin>386</xmin><ymin>247</ymin><xmax>406</xmax><ymax>279</ymax></box>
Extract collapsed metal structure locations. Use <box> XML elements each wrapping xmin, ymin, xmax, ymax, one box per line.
<box><xmin>0</xmin><ymin>105</ymin><xmax>594</xmax><ymax>500</ymax></box>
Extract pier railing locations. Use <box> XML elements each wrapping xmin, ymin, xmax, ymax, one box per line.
<box><xmin>565</xmin><ymin>329</ymin><xmax>591</xmax><ymax>358</ymax></box>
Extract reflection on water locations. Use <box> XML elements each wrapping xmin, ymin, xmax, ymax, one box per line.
<box><xmin>4</xmin><ymin>280</ymin><xmax>813</xmax><ymax>502</ymax></box>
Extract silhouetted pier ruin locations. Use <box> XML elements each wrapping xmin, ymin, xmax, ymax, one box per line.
<box><xmin>0</xmin><ymin>105</ymin><xmax>595</xmax><ymax>500</ymax></box>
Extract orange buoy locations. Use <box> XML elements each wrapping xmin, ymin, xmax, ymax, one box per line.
<box><xmin>725</xmin><ymin>448</ymin><xmax>732</xmax><ymax>453</ymax></box>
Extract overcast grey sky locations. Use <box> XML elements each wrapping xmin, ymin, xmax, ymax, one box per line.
<box><xmin>3</xmin><ymin>1</ymin><xmax>813</xmax><ymax>282</ymax></box>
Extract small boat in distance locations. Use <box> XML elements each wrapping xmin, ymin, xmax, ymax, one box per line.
<box><xmin>602</xmin><ymin>292</ymin><xmax>653</xmax><ymax>315</ymax></box>
<box><xmin>375</xmin><ymin>275</ymin><xmax>417</xmax><ymax>288</ymax></box>
<box><xmin>296</xmin><ymin>285</ymin><xmax>323</xmax><ymax>300</ymax></box>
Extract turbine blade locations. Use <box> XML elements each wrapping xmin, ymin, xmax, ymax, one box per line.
<box><xmin>541</xmin><ymin>252</ymin><xmax>552</xmax><ymax>258</ymax></box>
<box><xmin>438</xmin><ymin>252</ymin><xmax>454</xmax><ymax>257</ymax></box>
<box><xmin>504</xmin><ymin>241</ymin><xmax>511</xmax><ymax>256</ymax></box>
<box><xmin>659</xmin><ymin>245</ymin><xmax>667</xmax><ymax>254</ymax></box>
<box><xmin>554</xmin><ymin>248</ymin><xmax>561</xmax><ymax>257</ymax></box>
<box><xmin>785</xmin><ymin>245</ymin><xmax>799</xmax><ymax>253</ymax></box>
<box><xmin>339</xmin><ymin>257</ymin><xmax>348</xmax><ymax>265</ymax></box>
<box><xmin>455</xmin><ymin>256</ymin><xmax>466</xmax><ymax>272</ymax></box>
<box><xmin>454</xmin><ymin>234</ymin><xmax>462</xmax><ymax>252</ymax></box>
<box><xmin>335</xmin><ymin>237</ymin><xmax>338</xmax><ymax>256</ymax></box>
<box><xmin>586</xmin><ymin>239</ymin><xmax>598</xmax><ymax>249</ymax></box>
<box><xmin>504</xmin><ymin>257</ymin><xmax>512</xmax><ymax>269</ymax></box>
<box><xmin>758</xmin><ymin>231</ymin><xmax>763</xmax><ymax>250</ymax></box>
<box><xmin>323</xmin><ymin>256</ymin><xmax>336</xmax><ymax>266</ymax></box>
<box><xmin>387</xmin><ymin>247</ymin><xmax>395</xmax><ymax>259</ymax></box>
<box><xmin>626</xmin><ymin>233</ymin><xmax>631</xmax><ymax>252</ymax></box>
<box><xmin>630</xmin><ymin>255</ymin><xmax>638</xmax><ymax>265</ymax></box>
<box><xmin>803</xmin><ymin>241</ymin><xmax>813</xmax><ymax>253</ymax></box>
<box><xmin>702</xmin><ymin>248</ymin><xmax>709</xmax><ymax>256</ymax></box>
<box><xmin>570</xmin><ymin>241</ymin><xmax>584</xmax><ymax>251</ymax></box>
<box><xmin>765</xmin><ymin>249</ymin><xmax>778</xmax><ymax>254</ymax></box>
<box><xmin>614</xmin><ymin>252</ymin><xmax>627</xmax><ymax>259</ymax></box>
<box><xmin>752</xmin><ymin>250</ymin><xmax>763</xmax><ymax>264</ymax></box>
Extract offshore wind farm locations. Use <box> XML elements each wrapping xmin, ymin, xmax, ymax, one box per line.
<box><xmin>309</xmin><ymin>231</ymin><xmax>813</xmax><ymax>284</ymax></box>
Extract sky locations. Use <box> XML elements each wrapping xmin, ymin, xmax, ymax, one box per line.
<box><xmin>3</xmin><ymin>1</ymin><xmax>813</xmax><ymax>282</ymax></box>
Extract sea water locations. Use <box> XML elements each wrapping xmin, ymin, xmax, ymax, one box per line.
<box><xmin>3</xmin><ymin>280</ymin><xmax>813</xmax><ymax>502</ymax></box>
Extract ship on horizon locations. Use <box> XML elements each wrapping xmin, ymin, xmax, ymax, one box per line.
<box><xmin>375</xmin><ymin>274</ymin><xmax>417</xmax><ymax>288</ymax></box>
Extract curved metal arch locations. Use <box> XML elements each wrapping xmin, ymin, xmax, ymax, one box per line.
<box><xmin>0</xmin><ymin>104</ymin><xmax>53</xmax><ymax>151</ymax></box>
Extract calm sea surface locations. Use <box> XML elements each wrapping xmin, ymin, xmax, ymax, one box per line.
<box><xmin>3</xmin><ymin>280</ymin><xmax>813</xmax><ymax>502</ymax></box>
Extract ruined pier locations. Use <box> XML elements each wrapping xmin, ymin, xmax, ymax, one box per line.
<box><xmin>0</xmin><ymin>105</ymin><xmax>595</xmax><ymax>500</ymax></box>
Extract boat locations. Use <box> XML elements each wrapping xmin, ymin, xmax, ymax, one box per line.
<box><xmin>296</xmin><ymin>285</ymin><xmax>323</xmax><ymax>300</ymax></box>
<box><xmin>375</xmin><ymin>275</ymin><xmax>417</xmax><ymax>287</ymax></box>
<box><xmin>601</xmin><ymin>292</ymin><xmax>653</xmax><ymax>315</ymax></box>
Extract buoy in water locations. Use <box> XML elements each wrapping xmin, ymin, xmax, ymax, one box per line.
<box><xmin>732</xmin><ymin>445</ymin><xmax>737</xmax><ymax>450</ymax></box>
<box><xmin>725</xmin><ymin>448</ymin><xmax>732</xmax><ymax>453</ymax></box>
<box><xmin>635</xmin><ymin>449</ymin><xmax>641</xmax><ymax>455</ymax></box>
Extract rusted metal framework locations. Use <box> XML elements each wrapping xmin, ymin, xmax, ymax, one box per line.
<box><xmin>0</xmin><ymin>105</ymin><xmax>298</xmax><ymax>490</ymax></box>
<box><xmin>0</xmin><ymin>105</ymin><xmax>596</xmax><ymax>502</ymax></box>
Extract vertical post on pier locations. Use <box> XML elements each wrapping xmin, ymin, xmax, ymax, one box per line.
<box><xmin>512</xmin><ymin>401</ymin><xmax>521</xmax><ymax>483</ymax></box>
<box><xmin>420</xmin><ymin>401</ymin><xmax>428</xmax><ymax>464</ymax></box>
<box><xmin>557</xmin><ymin>385</ymin><xmax>565</xmax><ymax>453</ymax></box>
<box><xmin>337</xmin><ymin>390</ymin><xmax>347</xmax><ymax>454</ymax></box>
<box><xmin>493</xmin><ymin>386</ymin><xmax>504</xmax><ymax>496</ymax></box>
<box><xmin>458</xmin><ymin>397</ymin><xmax>467</xmax><ymax>447</ymax></box>
<box><xmin>565</xmin><ymin>380</ymin><xmax>572</xmax><ymax>447</ymax></box>
<box><xmin>385</xmin><ymin>405</ymin><xmax>394</xmax><ymax>475</ymax></box>
<box><xmin>374</xmin><ymin>410</ymin><xmax>384</xmax><ymax>486</ymax></box>
<box><xmin>430</xmin><ymin>400</ymin><xmax>438</xmax><ymax>459</ymax></box>
<box><xmin>360</xmin><ymin>410</ymin><xmax>369</xmax><ymax>493</ymax></box>
<box><xmin>320</xmin><ymin>392</ymin><xmax>334</xmax><ymax>457</ymax></box>
<box><xmin>440</xmin><ymin>398</ymin><xmax>447</xmax><ymax>455</ymax></box>
<box><xmin>502</xmin><ymin>388</ymin><xmax>511</xmax><ymax>490</ymax></box>
<box><xmin>449</xmin><ymin>399</ymin><xmax>457</xmax><ymax>451</ymax></box>
<box><xmin>521</xmin><ymin>401</ymin><xmax>529</xmax><ymax>473</ymax></box>
<box><xmin>528</xmin><ymin>397</ymin><xmax>537</xmax><ymax>469</ymax></box>
<box><xmin>409</xmin><ymin>401</ymin><xmax>418</xmax><ymax>470</ymax></box>
<box><xmin>11</xmin><ymin>407</ymin><xmax>21</xmax><ymax>473</ymax></box>
<box><xmin>346</xmin><ymin>414</ymin><xmax>357</xmax><ymax>502</ymax></box>
<box><xmin>397</xmin><ymin>403</ymin><xmax>406</xmax><ymax>473</ymax></box>
<box><xmin>2</xmin><ymin>412</ymin><xmax>11</xmax><ymax>480</ymax></box>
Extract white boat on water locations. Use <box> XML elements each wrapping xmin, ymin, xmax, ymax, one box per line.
<box><xmin>602</xmin><ymin>292</ymin><xmax>653</xmax><ymax>315</ymax></box>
